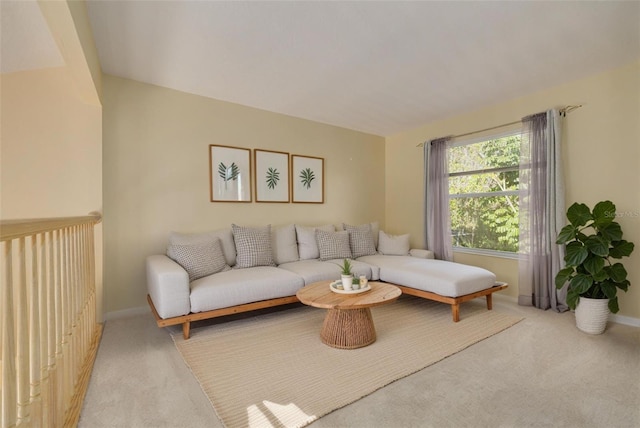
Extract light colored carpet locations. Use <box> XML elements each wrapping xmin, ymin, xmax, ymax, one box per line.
<box><xmin>172</xmin><ymin>297</ymin><xmax>522</xmax><ymax>428</ymax></box>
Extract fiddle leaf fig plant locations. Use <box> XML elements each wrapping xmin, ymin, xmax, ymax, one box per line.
<box><xmin>555</xmin><ymin>201</ymin><xmax>634</xmax><ymax>313</ymax></box>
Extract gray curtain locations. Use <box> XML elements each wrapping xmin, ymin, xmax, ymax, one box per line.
<box><xmin>424</xmin><ymin>136</ymin><xmax>453</xmax><ymax>261</ymax></box>
<box><xmin>518</xmin><ymin>109</ymin><xmax>567</xmax><ymax>311</ymax></box>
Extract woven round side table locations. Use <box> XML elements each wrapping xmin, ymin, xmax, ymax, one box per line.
<box><xmin>296</xmin><ymin>280</ymin><xmax>402</xmax><ymax>349</ymax></box>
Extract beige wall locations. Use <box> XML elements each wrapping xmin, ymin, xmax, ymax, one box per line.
<box><xmin>0</xmin><ymin>68</ymin><xmax>102</xmax><ymax>219</ymax></box>
<box><xmin>385</xmin><ymin>60</ymin><xmax>640</xmax><ymax>319</ymax></box>
<box><xmin>102</xmin><ymin>75</ymin><xmax>385</xmax><ymax>313</ymax></box>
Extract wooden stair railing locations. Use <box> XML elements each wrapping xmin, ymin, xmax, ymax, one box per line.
<box><xmin>1</xmin><ymin>214</ymin><xmax>103</xmax><ymax>428</ymax></box>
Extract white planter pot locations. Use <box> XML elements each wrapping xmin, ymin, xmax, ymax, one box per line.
<box><xmin>341</xmin><ymin>275</ymin><xmax>353</xmax><ymax>291</ymax></box>
<box><xmin>575</xmin><ymin>297</ymin><xmax>610</xmax><ymax>334</ymax></box>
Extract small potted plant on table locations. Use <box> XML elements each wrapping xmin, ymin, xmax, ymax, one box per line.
<box><xmin>340</xmin><ymin>259</ymin><xmax>354</xmax><ymax>291</ymax></box>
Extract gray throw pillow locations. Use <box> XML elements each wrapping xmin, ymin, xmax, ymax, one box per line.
<box><xmin>343</xmin><ymin>223</ymin><xmax>377</xmax><ymax>258</ymax></box>
<box><xmin>167</xmin><ymin>229</ymin><xmax>236</xmax><ymax>266</ymax></box>
<box><xmin>168</xmin><ymin>238</ymin><xmax>231</xmax><ymax>282</ymax></box>
<box><xmin>232</xmin><ymin>224</ymin><xmax>276</xmax><ymax>268</ymax></box>
<box><xmin>315</xmin><ymin>229</ymin><xmax>352</xmax><ymax>261</ymax></box>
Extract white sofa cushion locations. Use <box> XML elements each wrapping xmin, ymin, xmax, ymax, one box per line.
<box><xmin>409</xmin><ymin>248</ymin><xmax>435</xmax><ymax>259</ymax></box>
<box><xmin>279</xmin><ymin>259</ymin><xmax>375</xmax><ymax>285</ymax></box>
<box><xmin>278</xmin><ymin>260</ymin><xmax>342</xmax><ymax>285</ymax></box>
<box><xmin>295</xmin><ymin>224</ymin><xmax>335</xmax><ymax>260</ymax></box>
<box><xmin>316</xmin><ymin>230</ymin><xmax>352</xmax><ymax>261</ymax></box>
<box><xmin>167</xmin><ymin>229</ymin><xmax>236</xmax><ymax>266</ymax></box>
<box><xmin>271</xmin><ymin>224</ymin><xmax>299</xmax><ymax>265</ymax></box>
<box><xmin>358</xmin><ymin>255</ymin><xmax>496</xmax><ymax>297</ymax></box>
<box><xmin>189</xmin><ymin>266</ymin><xmax>304</xmax><ymax>313</ymax></box>
<box><xmin>324</xmin><ymin>259</ymin><xmax>375</xmax><ymax>280</ymax></box>
<box><xmin>343</xmin><ymin>223</ymin><xmax>377</xmax><ymax>258</ymax></box>
<box><xmin>168</xmin><ymin>238</ymin><xmax>230</xmax><ymax>281</ymax></box>
<box><xmin>378</xmin><ymin>230</ymin><xmax>410</xmax><ymax>256</ymax></box>
<box><xmin>232</xmin><ymin>224</ymin><xmax>276</xmax><ymax>268</ymax></box>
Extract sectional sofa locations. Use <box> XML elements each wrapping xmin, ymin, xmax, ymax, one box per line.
<box><xmin>146</xmin><ymin>222</ymin><xmax>507</xmax><ymax>339</ymax></box>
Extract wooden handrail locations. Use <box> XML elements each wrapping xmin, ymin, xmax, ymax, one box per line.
<box><xmin>0</xmin><ymin>214</ymin><xmax>102</xmax><ymax>242</ymax></box>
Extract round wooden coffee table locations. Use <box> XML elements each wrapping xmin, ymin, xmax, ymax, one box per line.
<box><xmin>296</xmin><ymin>281</ymin><xmax>401</xmax><ymax>349</ymax></box>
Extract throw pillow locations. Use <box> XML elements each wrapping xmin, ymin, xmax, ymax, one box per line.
<box><xmin>271</xmin><ymin>224</ymin><xmax>299</xmax><ymax>265</ymax></box>
<box><xmin>343</xmin><ymin>223</ymin><xmax>377</xmax><ymax>258</ymax></box>
<box><xmin>378</xmin><ymin>230</ymin><xmax>411</xmax><ymax>256</ymax></box>
<box><xmin>370</xmin><ymin>221</ymin><xmax>380</xmax><ymax>249</ymax></box>
<box><xmin>231</xmin><ymin>224</ymin><xmax>276</xmax><ymax>268</ymax></box>
<box><xmin>168</xmin><ymin>238</ymin><xmax>230</xmax><ymax>282</ymax></box>
<box><xmin>167</xmin><ymin>229</ymin><xmax>236</xmax><ymax>266</ymax></box>
<box><xmin>315</xmin><ymin>229</ymin><xmax>352</xmax><ymax>261</ymax></box>
<box><xmin>295</xmin><ymin>224</ymin><xmax>335</xmax><ymax>260</ymax></box>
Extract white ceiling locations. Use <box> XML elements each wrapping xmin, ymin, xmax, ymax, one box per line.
<box><xmin>1</xmin><ymin>1</ymin><xmax>64</xmax><ymax>73</ymax></box>
<box><xmin>6</xmin><ymin>1</ymin><xmax>639</xmax><ymax>136</ymax></box>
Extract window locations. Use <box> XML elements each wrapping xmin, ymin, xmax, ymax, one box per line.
<box><xmin>448</xmin><ymin>132</ymin><xmax>521</xmax><ymax>254</ymax></box>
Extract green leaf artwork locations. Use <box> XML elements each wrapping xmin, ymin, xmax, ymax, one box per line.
<box><xmin>265</xmin><ymin>167</ymin><xmax>280</xmax><ymax>189</ymax></box>
<box><xmin>300</xmin><ymin>168</ymin><xmax>315</xmax><ymax>189</ymax></box>
<box><xmin>218</xmin><ymin>162</ymin><xmax>240</xmax><ymax>190</ymax></box>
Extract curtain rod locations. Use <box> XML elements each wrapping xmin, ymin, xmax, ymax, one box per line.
<box><xmin>416</xmin><ymin>105</ymin><xmax>583</xmax><ymax>147</ymax></box>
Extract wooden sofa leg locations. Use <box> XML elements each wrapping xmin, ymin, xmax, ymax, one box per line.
<box><xmin>486</xmin><ymin>294</ymin><xmax>493</xmax><ymax>311</ymax></box>
<box><xmin>451</xmin><ymin>304</ymin><xmax>460</xmax><ymax>322</ymax></box>
<box><xmin>182</xmin><ymin>321</ymin><xmax>191</xmax><ymax>340</ymax></box>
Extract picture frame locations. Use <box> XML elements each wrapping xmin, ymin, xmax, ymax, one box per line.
<box><xmin>291</xmin><ymin>155</ymin><xmax>324</xmax><ymax>204</ymax></box>
<box><xmin>254</xmin><ymin>149</ymin><xmax>290</xmax><ymax>203</ymax></box>
<box><xmin>209</xmin><ymin>145</ymin><xmax>252</xmax><ymax>202</ymax></box>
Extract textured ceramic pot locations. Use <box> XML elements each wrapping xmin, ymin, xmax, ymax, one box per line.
<box><xmin>341</xmin><ymin>275</ymin><xmax>353</xmax><ymax>291</ymax></box>
<box><xmin>575</xmin><ymin>297</ymin><xmax>609</xmax><ymax>334</ymax></box>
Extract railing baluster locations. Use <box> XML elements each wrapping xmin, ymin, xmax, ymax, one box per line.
<box><xmin>0</xmin><ymin>214</ymin><xmax>102</xmax><ymax>428</ymax></box>
<box><xmin>29</xmin><ymin>234</ymin><xmax>42</xmax><ymax>424</ymax></box>
<box><xmin>1</xmin><ymin>241</ymin><xmax>17</xmax><ymax>428</ymax></box>
<box><xmin>16</xmin><ymin>237</ymin><xmax>30</xmax><ymax>425</ymax></box>
<box><xmin>40</xmin><ymin>232</ymin><xmax>51</xmax><ymax>428</ymax></box>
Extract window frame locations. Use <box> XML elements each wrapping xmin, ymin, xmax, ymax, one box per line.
<box><xmin>448</xmin><ymin>129</ymin><xmax>522</xmax><ymax>257</ymax></box>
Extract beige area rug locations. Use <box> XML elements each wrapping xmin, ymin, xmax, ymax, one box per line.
<box><xmin>172</xmin><ymin>296</ymin><xmax>522</xmax><ymax>428</ymax></box>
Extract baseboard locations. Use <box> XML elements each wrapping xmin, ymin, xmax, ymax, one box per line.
<box><xmin>492</xmin><ymin>293</ymin><xmax>518</xmax><ymax>304</ymax></box>
<box><xmin>105</xmin><ymin>296</ymin><xmax>639</xmax><ymax>327</ymax></box>
<box><xmin>491</xmin><ymin>294</ymin><xmax>639</xmax><ymax>327</ymax></box>
<box><xmin>105</xmin><ymin>305</ymin><xmax>150</xmax><ymax>321</ymax></box>
<box><xmin>610</xmin><ymin>313</ymin><xmax>640</xmax><ymax>328</ymax></box>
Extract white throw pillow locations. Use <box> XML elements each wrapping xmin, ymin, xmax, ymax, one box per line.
<box><xmin>370</xmin><ymin>221</ymin><xmax>380</xmax><ymax>249</ymax></box>
<box><xmin>167</xmin><ymin>238</ymin><xmax>231</xmax><ymax>282</ymax></box>
<box><xmin>232</xmin><ymin>224</ymin><xmax>276</xmax><ymax>268</ymax></box>
<box><xmin>295</xmin><ymin>224</ymin><xmax>335</xmax><ymax>260</ymax></box>
<box><xmin>343</xmin><ymin>223</ymin><xmax>377</xmax><ymax>258</ymax></box>
<box><xmin>167</xmin><ymin>229</ymin><xmax>236</xmax><ymax>266</ymax></box>
<box><xmin>271</xmin><ymin>224</ymin><xmax>299</xmax><ymax>265</ymax></box>
<box><xmin>378</xmin><ymin>230</ymin><xmax>410</xmax><ymax>256</ymax></box>
<box><xmin>316</xmin><ymin>230</ymin><xmax>352</xmax><ymax>261</ymax></box>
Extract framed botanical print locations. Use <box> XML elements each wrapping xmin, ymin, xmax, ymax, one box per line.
<box><xmin>291</xmin><ymin>155</ymin><xmax>324</xmax><ymax>204</ymax></box>
<box><xmin>209</xmin><ymin>145</ymin><xmax>252</xmax><ymax>202</ymax></box>
<box><xmin>254</xmin><ymin>149</ymin><xmax>290</xmax><ymax>202</ymax></box>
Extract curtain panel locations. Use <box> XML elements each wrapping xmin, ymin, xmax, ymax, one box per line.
<box><xmin>518</xmin><ymin>109</ymin><xmax>567</xmax><ymax>311</ymax></box>
<box><xmin>424</xmin><ymin>136</ymin><xmax>453</xmax><ymax>261</ymax></box>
